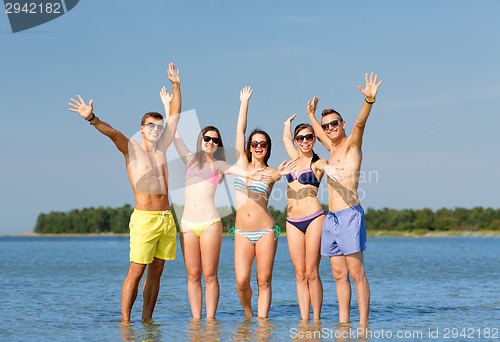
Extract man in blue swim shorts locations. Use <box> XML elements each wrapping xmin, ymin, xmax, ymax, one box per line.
<box><xmin>308</xmin><ymin>72</ymin><xmax>382</xmax><ymax>326</ymax></box>
<box><xmin>69</xmin><ymin>63</ymin><xmax>181</xmax><ymax>325</ymax></box>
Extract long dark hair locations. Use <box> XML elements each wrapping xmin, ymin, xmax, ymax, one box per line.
<box><xmin>246</xmin><ymin>129</ymin><xmax>271</xmax><ymax>167</ymax></box>
<box><xmin>193</xmin><ymin>126</ymin><xmax>226</xmax><ymax>169</ymax></box>
<box><xmin>293</xmin><ymin>123</ymin><xmax>319</xmax><ymax>163</ymax></box>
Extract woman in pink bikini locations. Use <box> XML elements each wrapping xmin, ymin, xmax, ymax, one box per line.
<box><xmin>232</xmin><ymin>86</ymin><xmax>295</xmax><ymax>318</ymax></box>
<box><xmin>162</xmin><ymin>89</ymin><xmax>261</xmax><ymax>320</ymax></box>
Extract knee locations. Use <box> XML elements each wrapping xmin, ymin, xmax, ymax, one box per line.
<box><xmin>203</xmin><ymin>272</ymin><xmax>218</xmax><ymax>285</ymax></box>
<box><xmin>187</xmin><ymin>269</ymin><xmax>202</xmax><ymax>283</ymax></box>
<box><xmin>148</xmin><ymin>260</ymin><xmax>165</xmax><ymax>277</ymax></box>
<box><xmin>236</xmin><ymin>276</ymin><xmax>251</xmax><ymax>290</ymax></box>
<box><xmin>349</xmin><ymin>268</ymin><xmax>367</xmax><ymax>283</ymax></box>
<box><xmin>332</xmin><ymin>269</ymin><xmax>349</xmax><ymax>283</ymax></box>
<box><xmin>126</xmin><ymin>265</ymin><xmax>146</xmax><ymax>282</ymax></box>
<box><xmin>257</xmin><ymin>276</ymin><xmax>271</xmax><ymax>290</ymax></box>
<box><xmin>295</xmin><ymin>269</ymin><xmax>307</xmax><ymax>283</ymax></box>
<box><xmin>305</xmin><ymin>268</ymin><xmax>319</xmax><ymax>282</ymax></box>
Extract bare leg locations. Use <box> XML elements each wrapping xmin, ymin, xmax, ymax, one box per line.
<box><xmin>200</xmin><ymin>223</ymin><xmax>222</xmax><ymax>319</ymax></box>
<box><xmin>234</xmin><ymin>232</ymin><xmax>256</xmax><ymax>318</ymax></box>
<box><xmin>142</xmin><ymin>257</ymin><xmax>165</xmax><ymax>321</ymax></box>
<box><xmin>330</xmin><ymin>255</ymin><xmax>351</xmax><ymax>323</ymax></box>
<box><xmin>305</xmin><ymin>215</ymin><xmax>324</xmax><ymax>321</ymax></box>
<box><xmin>121</xmin><ymin>262</ymin><xmax>147</xmax><ymax>324</ymax></box>
<box><xmin>180</xmin><ymin>231</ymin><xmax>203</xmax><ymax>319</ymax></box>
<box><xmin>346</xmin><ymin>252</ymin><xmax>370</xmax><ymax>324</ymax></box>
<box><xmin>255</xmin><ymin>231</ymin><xmax>278</xmax><ymax>318</ymax></box>
<box><xmin>286</xmin><ymin>222</ymin><xmax>310</xmax><ymax>320</ymax></box>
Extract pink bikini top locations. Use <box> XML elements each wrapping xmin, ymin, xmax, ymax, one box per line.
<box><xmin>185</xmin><ymin>161</ymin><xmax>220</xmax><ymax>185</ymax></box>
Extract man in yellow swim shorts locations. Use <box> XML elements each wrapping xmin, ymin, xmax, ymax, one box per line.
<box><xmin>68</xmin><ymin>63</ymin><xmax>182</xmax><ymax>325</ymax></box>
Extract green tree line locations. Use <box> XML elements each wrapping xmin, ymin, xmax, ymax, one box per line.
<box><xmin>34</xmin><ymin>205</ymin><xmax>500</xmax><ymax>234</ymax></box>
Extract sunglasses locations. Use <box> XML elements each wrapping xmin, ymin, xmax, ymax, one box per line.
<box><xmin>295</xmin><ymin>134</ymin><xmax>314</xmax><ymax>143</ymax></box>
<box><xmin>143</xmin><ymin>122</ymin><xmax>165</xmax><ymax>132</ymax></box>
<box><xmin>250</xmin><ymin>141</ymin><xmax>268</xmax><ymax>148</ymax></box>
<box><xmin>321</xmin><ymin>120</ymin><xmax>340</xmax><ymax>131</ymax></box>
<box><xmin>203</xmin><ymin>136</ymin><xmax>220</xmax><ymax>144</ymax></box>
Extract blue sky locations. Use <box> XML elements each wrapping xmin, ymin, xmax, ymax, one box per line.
<box><xmin>1</xmin><ymin>0</ymin><xmax>499</xmax><ymax>235</ymax></box>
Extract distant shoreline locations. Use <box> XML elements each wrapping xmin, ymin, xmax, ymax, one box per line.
<box><xmin>5</xmin><ymin>230</ymin><xmax>500</xmax><ymax>238</ymax></box>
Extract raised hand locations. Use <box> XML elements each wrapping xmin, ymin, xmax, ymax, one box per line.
<box><xmin>284</xmin><ymin>114</ymin><xmax>296</xmax><ymax>125</ymax></box>
<box><xmin>277</xmin><ymin>158</ymin><xmax>299</xmax><ymax>176</ymax></box>
<box><xmin>357</xmin><ymin>72</ymin><xmax>383</xmax><ymax>100</ymax></box>
<box><xmin>307</xmin><ymin>96</ymin><xmax>319</xmax><ymax>116</ymax></box>
<box><xmin>325</xmin><ymin>165</ymin><xmax>344</xmax><ymax>182</ymax></box>
<box><xmin>167</xmin><ymin>63</ymin><xmax>180</xmax><ymax>85</ymax></box>
<box><xmin>248</xmin><ymin>168</ymin><xmax>264</xmax><ymax>181</ymax></box>
<box><xmin>68</xmin><ymin>95</ymin><xmax>94</xmax><ymax>120</ymax></box>
<box><xmin>240</xmin><ymin>86</ymin><xmax>253</xmax><ymax>102</ymax></box>
<box><xmin>160</xmin><ymin>86</ymin><xmax>172</xmax><ymax>106</ymax></box>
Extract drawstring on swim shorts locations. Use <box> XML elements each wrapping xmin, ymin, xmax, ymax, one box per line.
<box><xmin>161</xmin><ymin>210</ymin><xmax>171</xmax><ymax>221</ymax></box>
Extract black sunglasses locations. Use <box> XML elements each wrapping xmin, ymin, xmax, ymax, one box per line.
<box><xmin>250</xmin><ymin>141</ymin><xmax>268</xmax><ymax>148</ymax></box>
<box><xmin>203</xmin><ymin>136</ymin><xmax>220</xmax><ymax>144</ymax></box>
<box><xmin>321</xmin><ymin>120</ymin><xmax>340</xmax><ymax>131</ymax></box>
<box><xmin>143</xmin><ymin>122</ymin><xmax>165</xmax><ymax>132</ymax></box>
<box><xmin>295</xmin><ymin>133</ymin><xmax>314</xmax><ymax>143</ymax></box>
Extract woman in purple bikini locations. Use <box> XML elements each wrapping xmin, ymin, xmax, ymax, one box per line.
<box><xmin>282</xmin><ymin>96</ymin><xmax>335</xmax><ymax>321</ymax></box>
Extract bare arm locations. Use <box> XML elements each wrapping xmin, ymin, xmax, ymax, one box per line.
<box><xmin>351</xmin><ymin>72</ymin><xmax>383</xmax><ymax>148</ymax></box>
<box><xmin>312</xmin><ymin>158</ymin><xmax>328</xmax><ymax>181</ymax></box>
<box><xmin>159</xmin><ymin>63</ymin><xmax>181</xmax><ymax>150</ymax></box>
<box><xmin>172</xmin><ymin>131</ymin><xmax>194</xmax><ymax>166</ymax></box>
<box><xmin>266</xmin><ymin>158</ymin><xmax>298</xmax><ymax>183</ymax></box>
<box><xmin>235</xmin><ymin>86</ymin><xmax>253</xmax><ymax>166</ymax></box>
<box><xmin>68</xmin><ymin>95</ymin><xmax>129</xmax><ymax>155</ymax></box>
<box><xmin>160</xmin><ymin>86</ymin><xmax>172</xmax><ymax>119</ymax></box>
<box><xmin>307</xmin><ymin>96</ymin><xmax>331</xmax><ymax>151</ymax></box>
<box><xmin>283</xmin><ymin>114</ymin><xmax>300</xmax><ymax>159</ymax></box>
<box><xmin>216</xmin><ymin>161</ymin><xmax>263</xmax><ymax>180</ymax></box>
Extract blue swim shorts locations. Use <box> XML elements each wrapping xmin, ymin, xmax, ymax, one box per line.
<box><xmin>321</xmin><ymin>204</ymin><xmax>367</xmax><ymax>257</ymax></box>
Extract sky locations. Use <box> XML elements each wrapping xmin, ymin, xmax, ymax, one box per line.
<box><xmin>1</xmin><ymin>0</ymin><xmax>499</xmax><ymax>235</ymax></box>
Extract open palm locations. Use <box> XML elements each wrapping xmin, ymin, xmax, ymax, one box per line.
<box><xmin>68</xmin><ymin>95</ymin><xmax>93</xmax><ymax>120</ymax></box>
<box><xmin>358</xmin><ymin>72</ymin><xmax>383</xmax><ymax>99</ymax></box>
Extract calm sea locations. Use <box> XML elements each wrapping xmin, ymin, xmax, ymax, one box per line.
<box><xmin>0</xmin><ymin>236</ymin><xmax>499</xmax><ymax>341</ymax></box>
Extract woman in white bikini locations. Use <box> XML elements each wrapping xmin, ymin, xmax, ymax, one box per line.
<box><xmin>232</xmin><ymin>86</ymin><xmax>295</xmax><ymax>318</ymax></box>
<box><xmin>161</xmin><ymin>89</ymin><xmax>261</xmax><ymax>320</ymax></box>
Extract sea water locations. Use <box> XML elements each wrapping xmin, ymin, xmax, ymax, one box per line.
<box><xmin>0</xmin><ymin>236</ymin><xmax>499</xmax><ymax>341</ymax></box>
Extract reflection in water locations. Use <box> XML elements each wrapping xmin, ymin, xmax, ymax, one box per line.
<box><xmin>255</xmin><ymin>317</ymin><xmax>275</xmax><ymax>341</ymax></box>
<box><xmin>334</xmin><ymin>322</ymin><xmax>369</xmax><ymax>342</ymax></box>
<box><xmin>233</xmin><ymin>318</ymin><xmax>252</xmax><ymax>341</ymax></box>
<box><xmin>291</xmin><ymin>320</ymin><xmax>323</xmax><ymax>341</ymax></box>
<box><xmin>288</xmin><ymin>321</ymin><xmax>370</xmax><ymax>342</ymax></box>
<box><xmin>187</xmin><ymin>318</ymin><xmax>222</xmax><ymax>342</ymax></box>
<box><xmin>119</xmin><ymin>321</ymin><xmax>163</xmax><ymax>342</ymax></box>
<box><xmin>232</xmin><ymin>317</ymin><xmax>276</xmax><ymax>341</ymax></box>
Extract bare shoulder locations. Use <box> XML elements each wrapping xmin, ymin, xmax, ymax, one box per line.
<box><xmin>346</xmin><ymin>134</ymin><xmax>362</xmax><ymax>149</ymax></box>
<box><xmin>214</xmin><ymin>159</ymin><xmax>229</xmax><ymax>170</ymax></box>
<box><xmin>313</xmin><ymin>158</ymin><xmax>328</xmax><ymax>172</ymax></box>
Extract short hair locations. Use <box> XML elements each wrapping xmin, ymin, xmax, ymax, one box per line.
<box><xmin>321</xmin><ymin>108</ymin><xmax>343</xmax><ymax>122</ymax></box>
<box><xmin>141</xmin><ymin>112</ymin><xmax>164</xmax><ymax>125</ymax></box>
<box><xmin>246</xmin><ymin>129</ymin><xmax>272</xmax><ymax>167</ymax></box>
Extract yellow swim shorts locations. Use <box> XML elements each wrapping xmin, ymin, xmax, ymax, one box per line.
<box><xmin>129</xmin><ymin>209</ymin><xmax>177</xmax><ymax>264</ymax></box>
